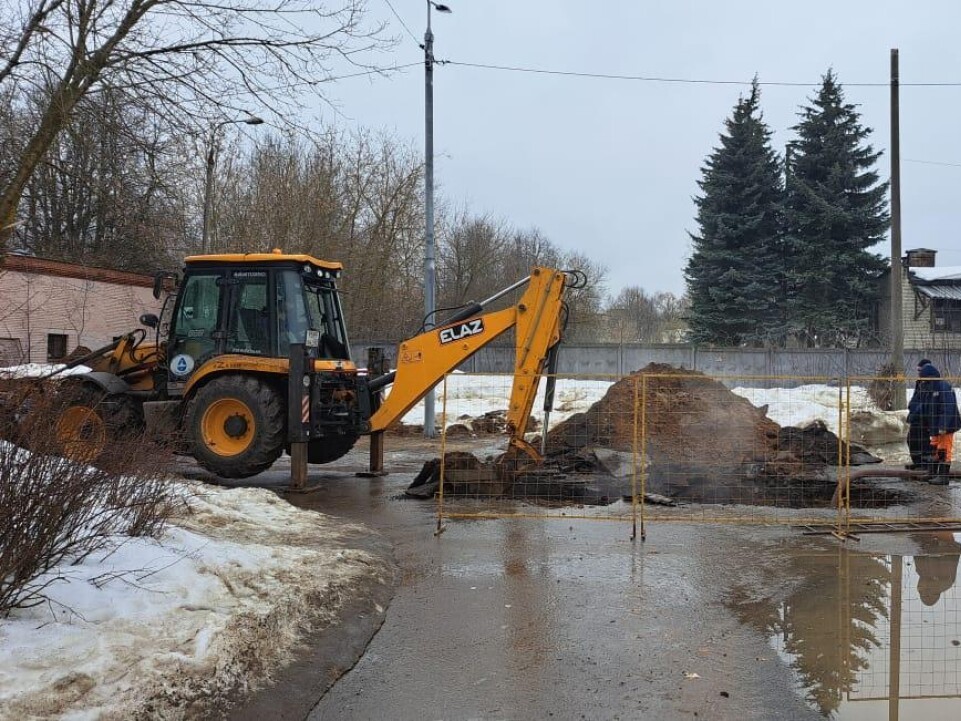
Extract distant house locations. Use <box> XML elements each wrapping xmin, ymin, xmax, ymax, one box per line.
<box><xmin>877</xmin><ymin>248</ymin><xmax>961</xmax><ymax>350</ymax></box>
<box><xmin>0</xmin><ymin>255</ymin><xmax>162</xmax><ymax>366</ymax></box>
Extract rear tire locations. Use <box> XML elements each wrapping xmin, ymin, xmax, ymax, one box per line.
<box><xmin>307</xmin><ymin>435</ymin><xmax>358</xmax><ymax>464</ymax></box>
<box><xmin>186</xmin><ymin>375</ymin><xmax>285</xmax><ymax>478</ymax></box>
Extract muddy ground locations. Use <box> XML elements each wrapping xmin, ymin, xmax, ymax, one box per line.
<box><xmin>204</xmin><ymin>434</ymin><xmax>961</xmax><ymax>721</ymax></box>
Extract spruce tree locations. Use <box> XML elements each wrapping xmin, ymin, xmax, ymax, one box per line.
<box><xmin>685</xmin><ymin>80</ymin><xmax>786</xmax><ymax>346</ymax></box>
<box><xmin>784</xmin><ymin>70</ymin><xmax>888</xmax><ymax>347</ymax></box>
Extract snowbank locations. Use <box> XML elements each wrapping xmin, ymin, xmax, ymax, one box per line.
<box><xmin>731</xmin><ymin>384</ymin><xmax>909</xmax><ymax>452</ymax></box>
<box><xmin>403</xmin><ymin>374</ymin><xmax>909</xmax><ymax>459</ymax></box>
<box><xmin>0</xmin><ymin>483</ymin><xmax>388</xmax><ymax>719</ymax></box>
<box><xmin>400</xmin><ymin>375</ymin><xmax>614</xmax><ymax>430</ymax></box>
<box><xmin>0</xmin><ymin>363</ymin><xmax>92</xmax><ymax>379</ymax></box>
<box><xmin>401</xmin><ymin>376</ymin><xmax>902</xmax><ymax>439</ymax></box>
<box><xmin>730</xmin><ymin>383</ymin><xmax>879</xmax><ymax>434</ymax></box>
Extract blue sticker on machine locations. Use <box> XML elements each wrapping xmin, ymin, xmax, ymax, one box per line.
<box><xmin>170</xmin><ymin>353</ymin><xmax>196</xmax><ymax>376</ymax></box>
<box><xmin>439</xmin><ymin>319</ymin><xmax>485</xmax><ymax>344</ymax></box>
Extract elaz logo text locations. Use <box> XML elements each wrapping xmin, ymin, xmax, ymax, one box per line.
<box><xmin>439</xmin><ymin>319</ymin><xmax>485</xmax><ymax>344</ymax></box>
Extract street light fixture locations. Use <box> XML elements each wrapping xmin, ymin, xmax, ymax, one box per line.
<box><xmin>201</xmin><ymin>115</ymin><xmax>264</xmax><ymax>253</ymax></box>
<box><xmin>422</xmin><ymin>0</ymin><xmax>451</xmax><ymax>438</ymax></box>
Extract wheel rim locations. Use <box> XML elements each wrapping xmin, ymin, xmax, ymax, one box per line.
<box><xmin>56</xmin><ymin>406</ymin><xmax>106</xmax><ymax>462</ymax></box>
<box><xmin>201</xmin><ymin>398</ymin><xmax>256</xmax><ymax>457</ymax></box>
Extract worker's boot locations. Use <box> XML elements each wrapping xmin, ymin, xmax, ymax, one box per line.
<box><xmin>927</xmin><ymin>462</ymin><xmax>951</xmax><ymax>486</ymax></box>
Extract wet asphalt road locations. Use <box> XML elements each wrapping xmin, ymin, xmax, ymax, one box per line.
<box><xmin>209</xmin><ymin>442</ymin><xmax>961</xmax><ymax>720</ymax></box>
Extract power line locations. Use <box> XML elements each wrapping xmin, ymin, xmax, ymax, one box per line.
<box><xmin>904</xmin><ymin>158</ymin><xmax>961</xmax><ymax>168</ymax></box>
<box><xmin>442</xmin><ymin>59</ymin><xmax>961</xmax><ymax>88</ymax></box>
<box><xmin>214</xmin><ymin>61</ymin><xmax>423</xmax><ymax>100</ymax></box>
<box><xmin>324</xmin><ymin>62</ymin><xmax>423</xmax><ymax>83</ymax></box>
<box><xmin>384</xmin><ymin>0</ymin><xmax>421</xmax><ymax>46</ymax></box>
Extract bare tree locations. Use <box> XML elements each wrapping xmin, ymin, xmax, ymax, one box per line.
<box><xmin>500</xmin><ymin>227</ymin><xmax>561</xmax><ymax>281</ymax></box>
<box><xmin>558</xmin><ymin>250</ymin><xmax>607</xmax><ymax>342</ymax></box>
<box><xmin>12</xmin><ymin>87</ymin><xmax>189</xmax><ymax>269</ymax></box>
<box><xmin>0</xmin><ymin>0</ymin><xmax>383</xmax><ymax>248</ymax></box>
<box><xmin>606</xmin><ymin>286</ymin><xmax>661</xmax><ymax>342</ymax></box>
<box><xmin>213</xmin><ymin>129</ymin><xmax>424</xmax><ymax>339</ymax></box>
<box><xmin>438</xmin><ymin>212</ymin><xmax>510</xmax><ymax>308</ymax></box>
<box><xmin>602</xmin><ymin>287</ymin><xmax>689</xmax><ymax>344</ymax></box>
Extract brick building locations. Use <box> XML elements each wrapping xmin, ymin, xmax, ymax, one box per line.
<box><xmin>0</xmin><ymin>255</ymin><xmax>162</xmax><ymax>366</ymax></box>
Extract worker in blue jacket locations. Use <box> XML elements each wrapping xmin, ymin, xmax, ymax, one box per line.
<box><xmin>914</xmin><ymin>362</ymin><xmax>961</xmax><ymax>485</ymax></box>
<box><xmin>906</xmin><ymin>358</ymin><xmax>934</xmax><ymax>468</ymax></box>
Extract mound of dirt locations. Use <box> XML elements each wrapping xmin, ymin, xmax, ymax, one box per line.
<box><xmin>538</xmin><ymin>364</ymin><xmax>891</xmax><ymax>505</ymax></box>
<box><xmin>545</xmin><ymin>363</ymin><xmax>781</xmax><ymax>466</ymax></box>
<box><xmin>409</xmin><ymin>364</ymin><xmax>896</xmax><ymax>508</ymax></box>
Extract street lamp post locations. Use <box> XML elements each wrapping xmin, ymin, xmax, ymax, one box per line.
<box><xmin>422</xmin><ymin>1</ymin><xmax>451</xmax><ymax>438</ymax></box>
<box><xmin>201</xmin><ymin>116</ymin><xmax>264</xmax><ymax>253</ymax></box>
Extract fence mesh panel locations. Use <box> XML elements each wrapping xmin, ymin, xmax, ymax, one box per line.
<box><xmin>432</xmin><ymin>371</ymin><xmax>961</xmax><ymax>534</ymax></box>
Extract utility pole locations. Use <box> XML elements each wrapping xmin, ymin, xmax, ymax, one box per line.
<box><xmin>422</xmin><ymin>1</ymin><xmax>450</xmax><ymax>438</ymax></box>
<box><xmin>890</xmin><ymin>48</ymin><xmax>905</xmax><ymax>409</ymax></box>
<box><xmin>201</xmin><ymin>116</ymin><xmax>264</xmax><ymax>254</ymax></box>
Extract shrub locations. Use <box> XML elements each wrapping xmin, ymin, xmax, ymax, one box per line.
<box><xmin>0</xmin><ymin>386</ymin><xmax>176</xmax><ymax>615</ymax></box>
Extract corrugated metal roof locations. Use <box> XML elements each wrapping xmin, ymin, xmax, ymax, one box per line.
<box><xmin>917</xmin><ymin>284</ymin><xmax>961</xmax><ymax>300</ymax></box>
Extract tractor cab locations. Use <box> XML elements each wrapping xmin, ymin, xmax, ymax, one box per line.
<box><xmin>164</xmin><ymin>251</ymin><xmax>351</xmax><ymax>388</ymax></box>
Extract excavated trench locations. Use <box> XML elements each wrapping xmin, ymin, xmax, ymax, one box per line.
<box><xmin>408</xmin><ymin>364</ymin><xmax>912</xmax><ymax>509</ymax></box>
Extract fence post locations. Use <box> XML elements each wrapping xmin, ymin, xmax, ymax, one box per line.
<box><xmin>365</xmin><ymin>347</ymin><xmax>388</xmax><ymax>476</ymax></box>
<box><xmin>288</xmin><ymin>342</ymin><xmax>309</xmax><ymax>491</ymax></box>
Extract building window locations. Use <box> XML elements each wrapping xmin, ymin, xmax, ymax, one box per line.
<box><xmin>47</xmin><ymin>333</ymin><xmax>68</xmax><ymax>361</ymax></box>
<box><xmin>932</xmin><ymin>299</ymin><xmax>961</xmax><ymax>333</ymax></box>
<box><xmin>0</xmin><ymin>338</ymin><xmax>24</xmax><ymax>366</ymax></box>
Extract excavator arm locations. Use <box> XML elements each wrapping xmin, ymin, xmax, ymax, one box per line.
<box><xmin>367</xmin><ymin>266</ymin><xmax>570</xmax><ymax>461</ymax></box>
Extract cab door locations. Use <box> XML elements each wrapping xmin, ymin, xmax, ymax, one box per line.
<box><xmin>167</xmin><ymin>271</ymin><xmax>224</xmax><ymax>381</ymax></box>
<box><xmin>224</xmin><ymin>270</ymin><xmax>273</xmax><ymax>356</ymax></box>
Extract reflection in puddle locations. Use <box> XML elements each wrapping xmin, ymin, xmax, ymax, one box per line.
<box><xmin>730</xmin><ymin>534</ymin><xmax>961</xmax><ymax>719</ymax></box>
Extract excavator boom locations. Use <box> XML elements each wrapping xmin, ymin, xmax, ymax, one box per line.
<box><xmin>368</xmin><ymin>267</ymin><xmax>569</xmax><ymax>461</ymax></box>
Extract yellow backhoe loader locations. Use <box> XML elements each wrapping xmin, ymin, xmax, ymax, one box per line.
<box><xmin>47</xmin><ymin>250</ymin><xmax>582</xmax><ymax>478</ymax></box>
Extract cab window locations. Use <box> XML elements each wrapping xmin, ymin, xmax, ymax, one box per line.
<box><xmin>304</xmin><ymin>280</ymin><xmax>349</xmax><ymax>359</ymax></box>
<box><xmin>277</xmin><ymin>270</ymin><xmax>308</xmax><ymax>356</ymax></box>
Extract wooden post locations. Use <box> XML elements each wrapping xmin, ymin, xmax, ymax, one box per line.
<box><xmin>288</xmin><ymin>342</ymin><xmax>308</xmax><ymax>491</ymax></box>
<box><xmin>890</xmin><ymin>48</ymin><xmax>906</xmax><ymax>410</ymax></box>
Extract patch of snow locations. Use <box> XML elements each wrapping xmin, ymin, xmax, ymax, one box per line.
<box><xmin>397</xmin><ymin>377</ymin><xmax>911</xmax><ymax>457</ymax></box>
<box><xmin>400</xmin><ymin>375</ymin><xmax>913</xmax><ymax>460</ymax></box>
<box><xmin>398</xmin><ymin>375</ymin><xmax>614</xmax><ymax>429</ymax></box>
<box><xmin>0</xmin><ymin>481</ymin><xmax>383</xmax><ymax>719</ymax></box>
<box><xmin>731</xmin><ymin>383</ymin><xmax>910</xmax><ymax>460</ymax></box>
<box><xmin>0</xmin><ymin>363</ymin><xmax>92</xmax><ymax>379</ymax></box>
<box><xmin>731</xmin><ymin>384</ymin><xmax>880</xmax><ymax>435</ymax></box>
<box><xmin>910</xmin><ymin>266</ymin><xmax>961</xmax><ymax>282</ymax></box>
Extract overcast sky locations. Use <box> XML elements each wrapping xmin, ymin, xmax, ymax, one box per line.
<box><xmin>309</xmin><ymin>0</ymin><xmax>961</xmax><ymax>298</ymax></box>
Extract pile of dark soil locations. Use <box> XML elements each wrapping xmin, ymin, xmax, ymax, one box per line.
<box><xmin>545</xmin><ymin>363</ymin><xmax>780</xmax><ymax>466</ymax></box>
<box><xmin>408</xmin><ymin>363</ymin><xmax>909</xmax><ymax>509</ymax></box>
<box><xmin>541</xmin><ymin>364</ymin><xmax>890</xmax><ymax>506</ymax></box>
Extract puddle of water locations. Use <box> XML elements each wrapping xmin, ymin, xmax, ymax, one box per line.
<box><xmin>730</xmin><ymin>533</ymin><xmax>961</xmax><ymax>719</ymax></box>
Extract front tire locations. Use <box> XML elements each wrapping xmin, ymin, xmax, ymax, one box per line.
<box><xmin>186</xmin><ymin>376</ymin><xmax>285</xmax><ymax>478</ymax></box>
